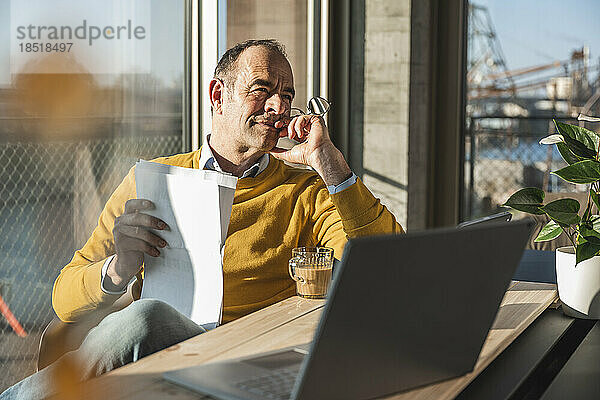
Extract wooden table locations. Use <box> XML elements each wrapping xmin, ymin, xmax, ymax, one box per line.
<box><xmin>57</xmin><ymin>281</ymin><xmax>558</xmax><ymax>400</ymax></box>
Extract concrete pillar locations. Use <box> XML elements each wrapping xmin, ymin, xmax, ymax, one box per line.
<box><xmin>362</xmin><ymin>0</ymin><xmax>411</xmax><ymax>228</ymax></box>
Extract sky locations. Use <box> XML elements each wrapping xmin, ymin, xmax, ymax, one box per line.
<box><xmin>473</xmin><ymin>0</ymin><xmax>600</xmax><ymax>73</ymax></box>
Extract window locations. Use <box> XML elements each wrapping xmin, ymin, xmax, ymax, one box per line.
<box><xmin>0</xmin><ymin>0</ymin><xmax>332</xmax><ymax>388</ymax></box>
<box><xmin>226</xmin><ymin>1</ymin><xmax>309</xmax><ymax>111</ymax></box>
<box><xmin>0</xmin><ymin>0</ymin><xmax>188</xmax><ymax>389</ymax></box>
<box><xmin>463</xmin><ymin>0</ymin><xmax>600</xmax><ymax>220</ymax></box>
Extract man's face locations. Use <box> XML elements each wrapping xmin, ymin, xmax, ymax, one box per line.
<box><xmin>220</xmin><ymin>46</ymin><xmax>295</xmax><ymax>152</ymax></box>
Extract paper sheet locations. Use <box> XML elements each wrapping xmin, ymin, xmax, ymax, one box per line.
<box><xmin>135</xmin><ymin>160</ymin><xmax>237</xmax><ymax>329</ymax></box>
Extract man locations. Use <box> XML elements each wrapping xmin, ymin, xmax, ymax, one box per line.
<box><xmin>1</xmin><ymin>39</ymin><xmax>402</xmax><ymax>399</ymax></box>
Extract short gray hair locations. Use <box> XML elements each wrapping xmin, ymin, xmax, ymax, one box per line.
<box><xmin>213</xmin><ymin>39</ymin><xmax>288</xmax><ymax>88</ymax></box>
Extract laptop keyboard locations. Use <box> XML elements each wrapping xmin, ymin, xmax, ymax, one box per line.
<box><xmin>234</xmin><ymin>365</ymin><xmax>300</xmax><ymax>400</ymax></box>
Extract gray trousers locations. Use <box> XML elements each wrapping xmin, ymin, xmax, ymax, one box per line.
<box><xmin>0</xmin><ymin>299</ymin><xmax>206</xmax><ymax>400</ymax></box>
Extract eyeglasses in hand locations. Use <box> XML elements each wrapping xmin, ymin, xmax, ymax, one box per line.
<box><xmin>290</xmin><ymin>96</ymin><xmax>331</xmax><ymax>118</ymax></box>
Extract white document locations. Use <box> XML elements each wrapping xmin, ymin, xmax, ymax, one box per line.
<box><xmin>135</xmin><ymin>160</ymin><xmax>237</xmax><ymax>329</ymax></box>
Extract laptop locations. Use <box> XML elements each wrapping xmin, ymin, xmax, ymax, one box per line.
<box><xmin>456</xmin><ymin>211</ymin><xmax>512</xmax><ymax>228</ymax></box>
<box><xmin>163</xmin><ymin>220</ymin><xmax>532</xmax><ymax>400</ymax></box>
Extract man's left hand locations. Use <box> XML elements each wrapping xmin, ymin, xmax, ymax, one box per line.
<box><xmin>270</xmin><ymin>115</ymin><xmax>352</xmax><ymax>186</ymax></box>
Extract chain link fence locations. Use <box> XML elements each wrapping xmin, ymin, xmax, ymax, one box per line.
<box><xmin>0</xmin><ymin>134</ymin><xmax>182</xmax><ymax>391</ymax></box>
<box><xmin>462</xmin><ymin>117</ymin><xmax>594</xmax><ymax>220</ymax></box>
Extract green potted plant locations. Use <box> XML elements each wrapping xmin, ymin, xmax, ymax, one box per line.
<box><xmin>503</xmin><ymin>115</ymin><xmax>600</xmax><ymax>319</ymax></box>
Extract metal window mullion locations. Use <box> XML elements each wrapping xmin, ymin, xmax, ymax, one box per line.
<box><xmin>328</xmin><ymin>0</ymin><xmax>350</xmax><ymax>158</ymax></box>
<box><xmin>307</xmin><ymin>0</ymin><xmax>321</xmax><ymax>103</ymax></box>
<box><xmin>217</xmin><ymin>0</ymin><xmax>227</xmax><ymax>58</ymax></box>
<box><xmin>199</xmin><ymin>0</ymin><xmax>219</xmax><ymax>146</ymax></box>
<box><xmin>186</xmin><ymin>0</ymin><xmax>198</xmax><ymax>151</ymax></box>
<box><xmin>307</xmin><ymin>0</ymin><xmax>314</xmax><ymax>101</ymax></box>
<box><xmin>430</xmin><ymin>0</ymin><xmax>467</xmax><ymax>226</ymax></box>
<box><xmin>320</xmin><ymin>0</ymin><xmax>329</xmax><ymax>103</ymax></box>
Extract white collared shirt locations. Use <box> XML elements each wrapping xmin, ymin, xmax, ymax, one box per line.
<box><xmin>198</xmin><ymin>135</ymin><xmax>270</xmax><ymax>178</ymax></box>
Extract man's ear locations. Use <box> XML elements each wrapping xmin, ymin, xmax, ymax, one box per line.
<box><xmin>209</xmin><ymin>78</ymin><xmax>224</xmax><ymax>114</ymax></box>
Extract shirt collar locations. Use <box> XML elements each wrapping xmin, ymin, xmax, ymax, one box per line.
<box><xmin>199</xmin><ymin>135</ymin><xmax>270</xmax><ymax>178</ymax></box>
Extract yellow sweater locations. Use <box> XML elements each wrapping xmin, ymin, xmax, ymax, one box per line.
<box><xmin>52</xmin><ymin>148</ymin><xmax>403</xmax><ymax>323</ymax></box>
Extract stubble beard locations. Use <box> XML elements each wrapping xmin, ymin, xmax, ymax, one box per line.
<box><xmin>246</xmin><ymin>121</ymin><xmax>280</xmax><ymax>152</ymax></box>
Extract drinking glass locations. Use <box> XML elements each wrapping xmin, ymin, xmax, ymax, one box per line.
<box><xmin>288</xmin><ymin>247</ymin><xmax>334</xmax><ymax>299</ymax></box>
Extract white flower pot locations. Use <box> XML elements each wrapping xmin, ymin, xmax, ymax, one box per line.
<box><xmin>556</xmin><ymin>247</ymin><xmax>600</xmax><ymax>319</ymax></box>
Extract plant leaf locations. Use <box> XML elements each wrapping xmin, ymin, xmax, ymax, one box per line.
<box><xmin>580</xmin><ymin>225</ymin><xmax>600</xmax><ymax>245</ymax></box>
<box><xmin>578</xmin><ymin>113</ymin><xmax>600</xmax><ymax>122</ymax></box>
<box><xmin>503</xmin><ymin>187</ymin><xmax>545</xmax><ymax>215</ymax></box>
<box><xmin>555</xmin><ymin>120</ymin><xmax>598</xmax><ymax>159</ymax></box>
<box><xmin>540</xmin><ymin>198</ymin><xmax>581</xmax><ymax>225</ymax></box>
<box><xmin>576</xmin><ymin>240</ymin><xmax>600</xmax><ymax>265</ymax></box>
<box><xmin>539</xmin><ymin>134</ymin><xmax>564</xmax><ymax>145</ymax></box>
<box><xmin>535</xmin><ymin>220</ymin><xmax>563</xmax><ymax>242</ymax></box>
<box><xmin>558</xmin><ymin>120</ymin><xmax>600</xmax><ymax>140</ymax></box>
<box><xmin>562</xmin><ymin>135</ymin><xmax>596</xmax><ymax>159</ymax></box>
<box><xmin>591</xmin><ymin>190</ymin><xmax>600</xmax><ymax>211</ymax></box>
<box><xmin>556</xmin><ymin>142</ymin><xmax>581</xmax><ymax>165</ymax></box>
<box><xmin>552</xmin><ymin>160</ymin><xmax>600</xmax><ymax>184</ymax></box>
<box><xmin>591</xmin><ymin>216</ymin><xmax>600</xmax><ymax>232</ymax></box>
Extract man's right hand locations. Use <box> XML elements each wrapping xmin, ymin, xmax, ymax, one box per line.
<box><xmin>106</xmin><ymin>199</ymin><xmax>169</xmax><ymax>290</ymax></box>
